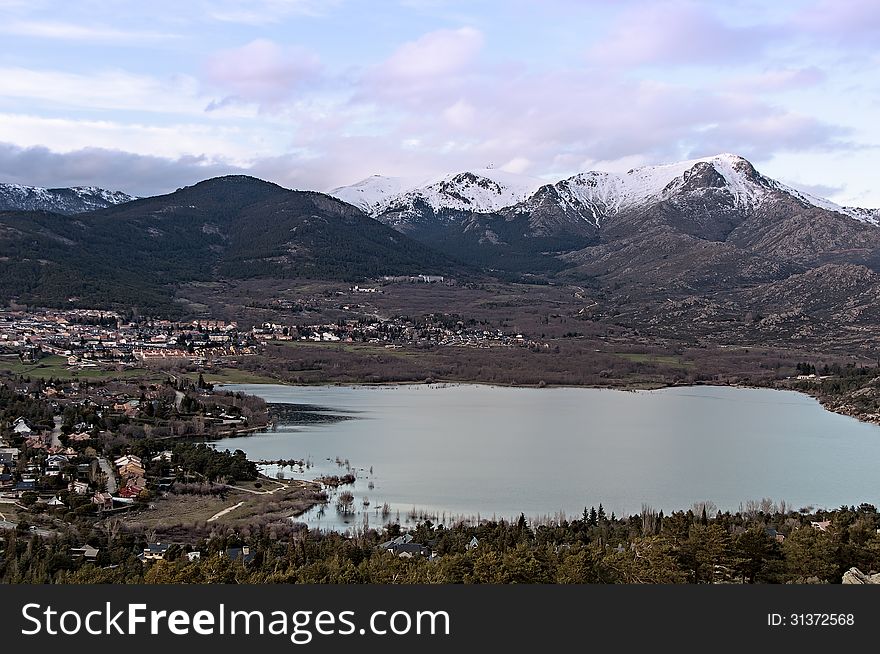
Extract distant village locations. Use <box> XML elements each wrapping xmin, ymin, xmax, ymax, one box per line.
<box><xmin>0</xmin><ymin>307</ymin><xmax>549</xmax><ymax>369</ymax></box>
<box><xmin>0</xmin><ymin>308</ymin><xmax>255</xmax><ymax>367</ymax></box>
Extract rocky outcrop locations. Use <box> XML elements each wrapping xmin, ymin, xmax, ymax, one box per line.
<box><xmin>841</xmin><ymin>567</ymin><xmax>880</xmax><ymax>584</ymax></box>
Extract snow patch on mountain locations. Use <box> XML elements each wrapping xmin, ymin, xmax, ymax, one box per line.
<box><xmin>0</xmin><ymin>183</ymin><xmax>137</xmax><ymax>214</ymax></box>
<box><xmin>329</xmin><ymin>175</ymin><xmax>417</xmax><ymax>215</ymax></box>
<box><xmin>771</xmin><ymin>182</ymin><xmax>880</xmax><ymax>226</ymax></box>
<box><xmin>331</xmin><ymin>168</ymin><xmax>547</xmax><ymax>217</ymax></box>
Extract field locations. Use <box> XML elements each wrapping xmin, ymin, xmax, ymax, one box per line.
<box><xmin>0</xmin><ymin>354</ymin><xmax>155</xmax><ymax>381</ymax></box>
<box><xmin>122</xmin><ymin>477</ymin><xmax>325</xmax><ymax>538</ymax></box>
<box><xmin>613</xmin><ymin>352</ymin><xmax>695</xmax><ymax>369</ymax></box>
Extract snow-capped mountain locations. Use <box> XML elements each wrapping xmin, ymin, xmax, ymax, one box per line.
<box><xmin>331</xmin><ymin>168</ymin><xmax>548</xmax><ymax>227</ymax></box>
<box><xmin>537</xmin><ymin>153</ymin><xmax>773</xmax><ymax>227</ymax></box>
<box><xmin>332</xmin><ymin>153</ymin><xmax>878</xmax><ymax>230</ymax></box>
<box><xmin>329</xmin><ymin>175</ymin><xmax>416</xmax><ymax>215</ymax></box>
<box><xmin>0</xmin><ymin>183</ymin><xmax>137</xmax><ymax>215</ymax></box>
<box><xmin>327</xmin><ymin>153</ymin><xmax>880</xmax><ymax>285</ymax></box>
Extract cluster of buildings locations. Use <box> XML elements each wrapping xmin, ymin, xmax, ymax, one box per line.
<box><xmin>252</xmin><ymin>315</ymin><xmax>545</xmax><ymax>350</ymax></box>
<box><xmin>0</xmin><ymin>309</ymin><xmax>257</xmax><ymax>366</ymax></box>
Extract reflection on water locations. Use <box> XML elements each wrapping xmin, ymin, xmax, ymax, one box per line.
<box><xmin>210</xmin><ymin>383</ymin><xmax>880</xmax><ymax>533</ymax></box>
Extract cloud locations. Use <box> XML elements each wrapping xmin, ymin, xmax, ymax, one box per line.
<box><xmin>0</xmin><ymin>66</ymin><xmax>207</xmax><ymax>115</ymax></box>
<box><xmin>0</xmin><ymin>113</ymin><xmax>271</xmax><ymax>163</ymax></box>
<box><xmin>589</xmin><ymin>1</ymin><xmax>777</xmax><ymax>67</ymax></box>
<box><xmin>797</xmin><ymin>0</ymin><xmax>880</xmax><ymax>46</ymax></box>
<box><xmin>205</xmin><ymin>39</ymin><xmax>322</xmax><ymax>104</ymax></box>
<box><xmin>203</xmin><ymin>0</ymin><xmax>341</xmax><ymax>24</ymax></box>
<box><xmin>728</xmin><ymin>67</ymin><xmax>827</xmax><ymax>93</ymax></box>
<box><xmin>0</xmin><ymin>143</ymin><xmax>247</xmax><ymax>196</ymax></box>
<box><xmin>781</xmin><ymin>179</ymin><xmax>846</xmax><ymax>199</ymax></box>
<box><xmin>442</xmin><ymin>99</ymin><xmax>476</xmax><ymax>128</ymax></box>
<box><xmin>381</xmin><ymin>27</ymin><xmax>484</xmax><ymax>79</ymax></box>
<box><xmin>0</xmin><ymin>20</ymin><xmax>178</xmax><ymax>43</ymax></box>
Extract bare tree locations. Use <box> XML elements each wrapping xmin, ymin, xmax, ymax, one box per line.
<box><xmin>336</xmin><ymin>490</ymin><xmax>355</xmax><ymax>514</ymax></box>
<box><xmin>641</xmin><ymin>504</ymin><xmax>658</xmax><ymax>534</ymax></box>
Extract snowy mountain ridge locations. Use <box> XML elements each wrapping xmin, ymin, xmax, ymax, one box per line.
<box><xmin>330</xmin><ymin>153</ymin><xmax>879</xmax><ymax>227</ymax></box>
<box><xmin>0</xmin><ymin>183</ymin><xmax>137</xmax><ymax>215</ymax></box>
<box><xmin>331</xmin><ymin>168</ymin><xmax>548</xmax><ymax>216</ymax></box>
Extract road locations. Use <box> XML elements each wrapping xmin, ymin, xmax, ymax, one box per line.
<box><xmin>98</xmin><ymin>457</ymin><xmax>118</xmax><ymax>494</ymax></box>
<box><xmin>50</xmin><ymin>416</ymin><xmax>62</xmax><ymax>448</ymax></box>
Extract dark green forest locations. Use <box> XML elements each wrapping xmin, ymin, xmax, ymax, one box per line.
<box><xmin>0</xmin><ymin>177</ymin><xmax>459</xmax><ymax>312</ymax></box>
<box><xmin>3</xmin><ymin>503</ymin><xmax>878</xmax><ymax>584</ymax></box>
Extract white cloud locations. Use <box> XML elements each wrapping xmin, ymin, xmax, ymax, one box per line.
<box><xmin>0</xmin><ymin>114</ymin><xmax>275</xmax><ymax>163</ymax></box>
<box><xmin>382</xmin><ymin>27</ymin><xmax>484</xmax><ymax>79</ymax></box>
<box><xmin>0</xmin><ymin>66</ymin><xmax>209</xmax><ymax>116</ymax></box>
<box><xmin>500</xmin><ymin>156</ymin><xmax>531</xmax><ymax>174</ymax></box>
<box><xmin>205</xmin><ymin>39</ymin><xmax>322</xmax><ymax>103</ymax></box>
<box><xmin>0</xmin><ymin>20</ymin><xmax>178</xmax><ymax>43</ymax></box>
<box><xmin>443</xmin><ymin>99</ymin><xmax>476</xmax><ymax>128</ymax></box>
<box><xmin>203</xmin><ymin>0</ymin><xmax>341</xmax><ymax>24</ymax></box>
<box><xmin>728</xmin><ymin>67</ymin><xmax>827</xmax><ymax>93</ymax></box>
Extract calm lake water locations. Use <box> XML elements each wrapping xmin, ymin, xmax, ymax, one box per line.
<box><xmin>210</xmin><ymin>384</ymin><xmax>880</xmax><ymax>532</ymax></box>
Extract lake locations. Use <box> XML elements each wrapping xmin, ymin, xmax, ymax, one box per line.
<box><xmin>209</xmin><ymin>383</ymin><xmax>880</xmax><ymax>532</ymax></box>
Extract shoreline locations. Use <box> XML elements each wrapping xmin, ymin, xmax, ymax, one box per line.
<box><xmin>217</xmin><ymin>377</ymin><xmax>880</xmax><ymax>428</ymax></box>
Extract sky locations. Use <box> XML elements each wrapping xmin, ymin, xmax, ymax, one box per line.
<box><xmin>0</xmin><ymin>0</ymin><xmax>877</xmax><ymax>206</ymax></box>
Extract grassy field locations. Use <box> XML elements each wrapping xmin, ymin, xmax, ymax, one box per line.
<box><xmin>183</xmin><ymin>367</ymin><xmax>280</xmax><ymax>385</ymax></box>
<box><xmin>612</xmin><ymin>352</ymin><xmax>694</xmax><ymax>369</ymax></box>
<box><xmin>0</xmin><ymin>354</ymin><xmax>155</xmax><ymax>381</ymax></box>
<box><xmin>123</xmin><ymin>478</ymin><xmax>324</xmax><ymax>533</ymax></box>
<box><xmin>277</xmin><ymin>340</ymin><xmax>425</xmax><ymax>360</ymax></box>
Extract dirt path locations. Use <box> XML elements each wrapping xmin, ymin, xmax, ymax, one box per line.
<box><xmin>226</xmin><ymin>479</ymin><xmax>289</xmax><ymax>495</ymax></box>
<box><xmin>207</xmin><ymin>501</ymin><xmax>245</xmax><ymax>522</ymax></box>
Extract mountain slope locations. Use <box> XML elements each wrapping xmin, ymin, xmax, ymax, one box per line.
<box><xmin>329</xmin><ymin>154</ymin><xmax>880</xmax><ymax>284</ymax></box>
<box><xmin>0</xmin><ymin>183</ymin><xmax>136</xmax><ymax>214</ymax></box>
<box><xmin>0</xmin><ymin>176</ymin><xmax>458</xmax><ymax>310</ymax></box>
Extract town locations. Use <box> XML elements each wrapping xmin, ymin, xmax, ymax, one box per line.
<box><xmin>1</xmin><ymin>307</ymin><xmax>547</xmax><ymax>367</ymax></box>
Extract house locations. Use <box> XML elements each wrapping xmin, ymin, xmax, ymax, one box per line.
<box><xmin>378</xmin><ymin>534</ymin><xmax>432</xmax><ymax>558</ymax></box>
<box><xmin>225</xmin><ymin>546</ymin><xmax>256</xmax><ymax>565</ymax></box>
<box><xmin>141</xmin><ymin>543</ymin><xmax>171</xmax><ymax>561</ymax></box>
<box><xmin>765</xmin><ymin>527</ymin><xmax>786</xmax><ymax>543</ymax></box>
<box><xmin>388</xmin><ymin>542</ymin><xmax>431</xmax><ymax>559</ymax></box>
<box><xmin>70</xmin><ymin>545</ymin><xmax>99</xmax><ymax>562</ymax></box>
<box><xmin>186</xmin><ymin>551</ymin><xmax>201</xmax><ymax>562</ymax></box>
<box><xmin>47</xmin><ymin>496</ymin><xmax>65</xmax><ymax>507</ymax></box>
<box><xmin>117</xmin><ymin>486</ymin><xmax>142</xmax><ymax>499</ymax></box>
<box><xmin>46</xmin><ymin>454</ymin><xmax>70</xmax><ymax>470</ymax></box>
<box><xmin>118</xmin><ymin>462</ymin><xmax>145</xmax><ymax>480</ymax></box>
<box><xmin>466</xmin><ymin>536</ymin><xmax>479</xmax><ymax>551</ymax></box>
<box><xmin>14</xmin><ymin>480</ymin><xmax>36</xmax><ymax>493</ymax></box>
<box><xmin>379</xmin><ymin>534</ymin><xmax>413</xmax><ymax>550</ymax></box>
<box><xmin>0</xmin><ymin>447</ymin><xmax>19</xmax><ymax>464</ymax></box>
<box><xmin>811</xmin><ymin>520</ymin><xmax>832</xmax><ymax>532</ymax></box>
<box><xmin>0</xmin><ymin>473</ymin><xmax>13</xmax><ymax>489</ymax></box>
<box><xmin>69</xmin><ymin>480</ymin><xmax>89</xmax><ymax>495</ymax></box>
<box><xmin>92</xmin><ymin>492</ymin><xmax>113</xmax><ymax>509</ymax></box>
<box><xmin>124</xmin><ymin>475</ymin><xmax>147</xmax><ymax>490</ymax></box>
<box><xmin>113</xmin><ymin>454</ymin><xmax>143</xmax><ymax>469</ymax></box>
<box><xmin>12</xmin><ymin>418</ymin><xmax>31</xmax><ymax>435</ymax></box>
